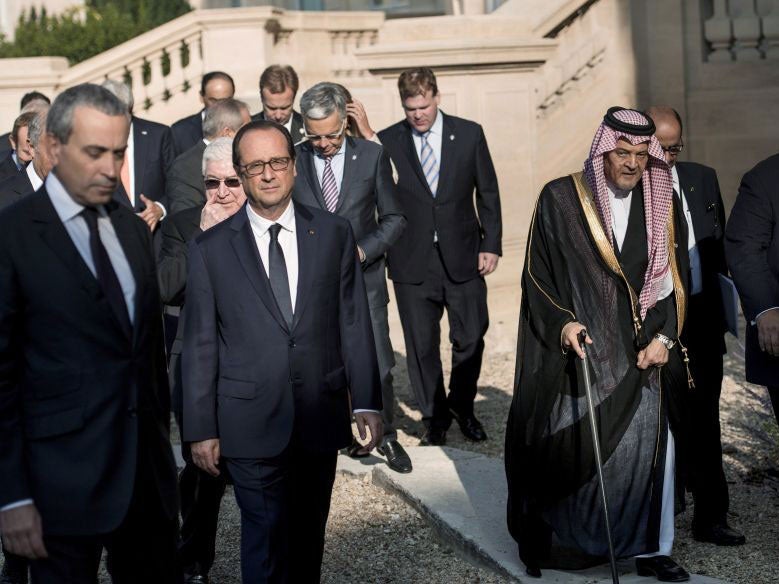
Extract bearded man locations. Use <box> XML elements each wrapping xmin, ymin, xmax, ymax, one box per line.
<box><xmin>505</xmin><ymin>108</ymin><xmax>691</xmax><ymax>582</ymax></box>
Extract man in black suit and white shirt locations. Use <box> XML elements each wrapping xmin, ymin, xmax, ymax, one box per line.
<box><xmin>158</xmin><ymin>137</ymin><xmax>247</xmax><ymax>583</ymax></box>
<box><xmin>183</xmin><ymin>120</ymin><xmax>382</xmax><ymax>582</ymax></box>
<box><xmin>166</xmin><ymin>98</ymin><xmax>250</xmax><ymax>216</ymax></box>
<box><xmin>170</xmin><ymin>72</ymin><xmax>235</xmax><ymax>157</ymax></box>
<box><xmin>0</xmin><ymin>83</ymin><xmax>179</xmax><ymax>583</ymax></box>
<box><xmin>726</xmin><ymin>154</ymin><xmax>779</xmax><ymax>427</ymax></box>
<box><xmin>251</xmin><ymin>64</ymin><xmax>306</xmax><ymax>144</ymax></box>
<box><xmin>101</xmin><ymin>79</ymin><xmax>176</xmax><ymax>233</ymax></box>
<box><xmin>378</xmin><ymin>68</ymin><xmax>502</xmax><ymax>446</ymax></box>
<box><xmin>0</xmin><ymin>108</ymin><xmax>52</xmax><ymax>212</ymax></box>
<box><xmin>0</xmin><ymin>91</ymin><xmax>50</xmax><ymax>163</ymax></box>
<box><xmin>0</xmin><ymin>112</ymin><xmax>36</xmax><ymax>184</ymax></box>
<box><xmin>293</xmin><ymin>82</ymin><xmax>410</xmax><ymax>473</ymax></box>
<box><xmin>647</xmin><ymin>106</ymin><xmax>745</xmax><ymax>547</ymax></box>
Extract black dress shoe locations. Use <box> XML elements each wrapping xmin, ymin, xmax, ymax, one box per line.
<box><xmin>693</xmin><ymin>522</ymin><xmax>746</xmax><ymax>546</ymax></box>
<box><xmin>0</xmin><ymin>553</ymin><xmax>28</xmax><ymax>584</ymax></box>
<box><xmin>635</xmin><ymin>556</ymin><xmax>690</xmax><ymax>582</ymax></box>
<box><xmin>184</xmin><ymin>574</ymin><xmax>209</xmax><ymax>584</ymax></box>
<box><xmin>419</xmin><ymin>427</ymin><xmax>447</xmax><ymax>446</ymax></box>
<box><xmin>344</xmin><ymin>436</ymin><xmax>370</xmax><ymax>458</ymax></box>
<box><xmin>449</xmin><ymin>409</ymin><xmax>488</xmax><ymax>442</ymax></box>
<box><xmin>377</xmin><ymin>440</ymin><xmax>413</xmax><ymax>473</ymax></box>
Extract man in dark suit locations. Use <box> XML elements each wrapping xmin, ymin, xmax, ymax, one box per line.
<box><xmin>166</xmin><ymin>98</ymin><xmax>250</xmax><ymax>216</ymax></box>
<box><xmin>726</xmin><ymin>154</ymin><xmax>779</xmax><ymax>425</ymax></box>
<box><xmin>377</xmin><ymin>67</ymin><xmax>502</xmax><ymax>446</ymax></box>
<box><xmin>158</xmin><ymin>137</ymin><xmax>247</xmax><ymax>583</ymax></box>
<box><xmin>293</xmin><ymin>82</ymin><xmax>410</xmax><ymax>473</ymax></box>
<box><xmin>101</xmin><ymin>79</ymin><xmax>176</xmax><ymax>233</ymax></box>
<box><xmin>170</xmin><ymin>72</ymin><xmax>235</xmax><ymax>156</ymax></box>
<box><xmin>183</xmin><ymin>120</ymin><xmax>382</xmax><ymax>582</ymax></box>
<box><xmin>0</xmin><ymin>91</ymin><xmax>50</xmax><ymax>162</ymax></box>
<box><xmin>0</xmin><ymin>112</ymin><xmax>36</xmax><ymax>184</ymax></box>
<box><xmin>647</xmin><ymin>106</ymin><xmax>745</xmax><ymax>547</ymax></box>
<box><xmin>251</xmin><ymin>64</ymin><xmax>306</xmax><ymax>144</ymax></box>
<box><xmin>0</xmin><ymin>84</ymin><xmax>179</xmax><ymax>582</ymax></box>
<box><xmin>0</xmin><ymin>108</ymin><xmax>52</xmax><ymax>213</ymax></box>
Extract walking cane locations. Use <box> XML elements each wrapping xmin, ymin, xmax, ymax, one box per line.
<box><xmin>578</xmin><ymin>330</ymin><xmax>619</xmax><ymax>584</ymax></box>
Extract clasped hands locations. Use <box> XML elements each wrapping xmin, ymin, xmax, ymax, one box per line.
<box><xmin>561</xmin><ymin>321</ymin><xmax>669</xmax><ymax>369</ymax></box>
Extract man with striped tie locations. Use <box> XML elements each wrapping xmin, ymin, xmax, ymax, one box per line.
<box><xmin>378</xmin><ymin>68</ymin><xmax>502</xmax><ymax>446</ymax></box>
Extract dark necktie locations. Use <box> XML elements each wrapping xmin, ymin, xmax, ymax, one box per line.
<box><xmin>268</xmin><ymin>223</ymin><xmax>293</xmax><ymax>328</ymax></box>
<box><xmin>81</xmin><ymin>207</ymin><xmax>132</xmax><ymax>337</ymax></box>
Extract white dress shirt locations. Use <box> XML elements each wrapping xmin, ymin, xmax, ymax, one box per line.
<box><xmin>313</xmin><ymin>140</ymin><xmax>347</xmax><ymax>194</ymax></box>
<box><xmin>608</xmin><ymin>184</ymin><xmax>673</xmax><ymax>301</ymax></box>
<box><xmin>671</xmin><ymin>166</ymin><xmax>702</xmax><ymax>295</ymax></box>
<box><xmin>411</xmin><ymin>110</ymin><xmax>443</xmax><ymax>164</ymax></box>
<box><xmin>26</xmin><ymin>161</ymin><xmax>43</xmax><ymax>191</ymax></box>
<box><xmin>0</xmin><ymin>172</ymin><xmax>138</xmax><ymax>513</ymax></box>
<box><xmin>246</xmin><ymin>200</ymin><xmax>299</xmax><ymax>312</ymax></box>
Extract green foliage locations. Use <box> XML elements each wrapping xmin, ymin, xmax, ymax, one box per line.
<box><xmin>0</xmin><ymin>0</ymin><xmax>192</xmax><ymax>65</ymax></box>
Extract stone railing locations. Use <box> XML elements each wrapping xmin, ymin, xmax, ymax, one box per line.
<box><xmin>704</xmin><ymin>0</ymin><xmax>779</xmax><ymax>61</ymax></box>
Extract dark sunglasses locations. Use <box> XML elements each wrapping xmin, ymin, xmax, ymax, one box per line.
<box><xmin>204</xmin><ymin>177</ymin><xmax>242</xmax><ymax>190</ymax></box>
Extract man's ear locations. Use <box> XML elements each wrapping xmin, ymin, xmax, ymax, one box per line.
<box><xmin>46</xmin><ymin>133</ymin><xmax>61</xmax><ymax>167</ymax></box>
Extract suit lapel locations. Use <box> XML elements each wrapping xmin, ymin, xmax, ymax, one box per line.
<box><xmin>132</xmin><ymin>120</ymin><xmax>148</xmax><ymax>211</ymax></box>
<box><xmin>292</xmin><ymin>203</ymin><xmax>316</xmax><ymax>331</ymax></box>
<box><xmin>677</xmin><ymin>164</ymin><xmax>706</xmax><ymax>237</ymax></box>
<box><xmin>108</xmin><ymin>204</ymin><xmax>144</xmax><ymax>342</ymax></box>
<box><xmin>229</xmin><ymin>207</ymin><xmax>290</xmax><ymax>333</ymax></box>
<box><xmin>400</xmin><ymin>123</ymin><xmax>432</xmax><ymax>198</ymax></box>
<box><xmin>335</xmin><ymin>138</ymin><xmax>356</xmax><ymax>214</ymax></box>
<box><xmin>300</xmin><ymin>146</ymin><xmax>327</xmax><ymax>210</ymax></box>
<box><xmin>438</xmin><ymin>114</ymin><xmax>456</xmax><ymax>200</ymax></box>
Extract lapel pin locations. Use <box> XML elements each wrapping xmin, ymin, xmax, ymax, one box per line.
<box><xmin>308</xmin><ymin>229</ymin><xmax>315</xmax><ymax>235</ymax></box>
<box><xmin>352</xmin><ymin>154</ymin><xmax>357</xmax><ymax>160</ymax></box>
<box><xmin>689</xmin><ymin>186</ymin><xmax>694</xmax><ymax>192</ymax></box>
<box><xmin>450</xmin><ymin>134</ymin><xmax>455</xmax><ymax>141</ymax></box>
<box><xmin>141</xmin><ymin>130</ymin><xmax>148</xmax><ymax>135</ymax></box>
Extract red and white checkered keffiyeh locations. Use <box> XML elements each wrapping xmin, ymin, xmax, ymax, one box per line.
<box><xmin>583</xmin><ymin>108</ymin><xmax>674</xmax><ymax>320</ymax></box>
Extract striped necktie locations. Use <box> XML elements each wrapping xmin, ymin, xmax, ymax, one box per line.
<box><xmin>420</xmin><ymin>131</ymin><xmax>439</xmax><ymax>197</ymax></box>
<box><xmin>321</xmin><ymin>155</ymin><xmax>339</xmax><ymax>213</ymax></box>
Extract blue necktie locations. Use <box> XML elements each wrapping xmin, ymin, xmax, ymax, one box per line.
<box><xmin>268</xmin><ymin>223</ymin><xmax>293</xmax><ymax>328</ymax></box>
<box><xmin>420</xmin><ymin>131</ymin><xmax>439</xmax><ymax>197</ymax></box>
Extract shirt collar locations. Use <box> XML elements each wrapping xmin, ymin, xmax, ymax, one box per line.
<box><xmin>46</xmin><ymin>171</ymin><xmax>107</xmax><ymax>223</ymax></box>
<box><xmin>671</xmin><ymin>165</ymin><xmax>680</xmax><ymax>192</ymax></box>
<box><xmin>246</xmin><ymin>198</ymin><xmax>296</xmax><ymax>236</ymax></box>
<box><xmin>26</xmin><ymin>162</ymin><xmax>43</xmax><ymax>191</ymax></box>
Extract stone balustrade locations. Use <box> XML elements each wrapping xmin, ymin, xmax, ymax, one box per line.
<box><xmin>704</xmin><ymin>0</ymin><xmax>779</xmax><ymax>61</ymax></box>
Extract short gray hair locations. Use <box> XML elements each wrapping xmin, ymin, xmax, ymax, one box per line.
<box><xmin>27</xmin><ymin>109</ymin><xmax>49</xmax><ymax>148</ymax></box>
<box><xmin>101</xmin><ymin>78</ymin><xmax>134</xmax><ymax>113</ymax></box>
<box><xmin>202</xmin><ymin>136</ymin><xmax>234</xmax><ymax>175</ymax></box>
<box><xmin>47</xmin><ymin>83</ymin><xmax>129</xmax><ymax>144</ymax></box>
<box><xmin>299</xmin><ymin>82</ymin><xmax>346</xmax><ymax>121</ymax></box>
<box><xmin>202</xmin><ymin>98</ymin><xmax>249</xmax><ymax>140</ymax></box>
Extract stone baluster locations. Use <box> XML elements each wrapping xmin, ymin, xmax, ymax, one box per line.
<box><xmin>762</xmin><ymin>0</ymin><xmax>779</xmax><ymax>58</ymax></box>
<box><xmin>732</xmin><ymin>0</ymin><xmax>763</xmax><ymax>59</ymax></box>
<box><xmin>704</xmin><ymin>0</ymin><xmax>734</xmax><ymax>62</ymax></box>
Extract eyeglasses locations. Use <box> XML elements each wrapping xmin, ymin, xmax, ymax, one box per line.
<box><xmin>204</xmin><ymin>176</ymin><xmax>242</xmax><ymax>190</ymax></box>
<box><xmin>662</xmin><ymin>144</ymin><xmax>684</xmax><ymax>155</ymax></box>
<box><xmin>304</xmin><ymin>120</ymin><xmax>346</xmax><ymax>143</ymax></box>
<box><xmin>238</xmin><ymin>157</ymin><xmax>292</xmax><ymax>177</ymax></box>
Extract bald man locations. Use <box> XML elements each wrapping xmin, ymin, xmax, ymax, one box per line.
<box><xmin>647</xmin><ymin>106</ymin><xmax>744</xmax><ymax>547</ymax></box>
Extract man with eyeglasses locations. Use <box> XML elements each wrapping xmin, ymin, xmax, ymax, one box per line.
<box><xmin>251</xmin><ymin>65</ymin><xmax>306</xmax><ymax>144</ymax></box>
<box><xmin>506</xmin><ymin>107</ymin><xmax>690</xmax><ymax>581</ymax></box>
<box><xmin>182</xmin><ymin>120</ymin><xmax>382</xmax><ymax>583</ymax></box>
<box><xmin>157</xmin><ymin>137</ymin><xmax>246</xmax><ymax>584</ymax></box>
<box><xmin>646</xmin><ymin>107</ymin><xmax>744</xmax><ymax>548</ymax></box>
<box><xmin>293</xmin><ymin>82</ymin><xmax>409</xmax><ymax>473</ymax></box>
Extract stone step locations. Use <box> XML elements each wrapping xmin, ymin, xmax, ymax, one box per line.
<box><xmin>337</xmin><ymin>447</ymin><xmax>729</xmax><ymax>584</ymax></box>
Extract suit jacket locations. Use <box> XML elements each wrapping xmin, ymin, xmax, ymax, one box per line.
<box><xmin>170</xmin><ymin>110</ymin><xmax>203</xmax><ymax>157</ymax></box>
<box><xmin>114</xmin><ymin>116</ymin><xmax>175</xmax><ymax>213</ymax></box>
<box><xmin>725</xmin><ymin>153</ymin><xmax>779</xmax><ymax>385</ymax></box>
<box><xmin>182</xmin><ymin>202</ymin><xmax>381</xmax><ymax>458</ymax></box>
<box><xmin>0</xmin><ymin>151</ymin><xmax>22</xmax><ymax>184</ymax></box>
<box><xmin>0</xmin><ymin>132</ymin><xmax>11</xmax><ymax>162</ymax></box>
<box><xmin>675</xmin><ymin>162</ymin><xmax>728</xmax><ymax>347</ymax></box>
<box><xmin>165</xmin><ymin>141</ymin><xmax>207</xmax><ymax>215</ymax></box>
<box><xmin>252</xmin><ymin>110</ymin><xmax>306</xmax><ymax>144</ymax></box>
<box><xmin>0</xmin><ymin>168</ymin><xmax>34</xmax><ymax>211</ymax></box>
<box><xmin>157</xmin><ymin>205</ymin><xmax>202</xmax><ymax>416</ymax></box>
<box><xmin>0</xmin><ymin>189</ymin><xmax>177</xmax><ymax>536</ymax></box>
<box><xmin>377</xmin><ymin>113</ymin><xmax>502</xmax><ymax>284</ymax></box>
<box><xmin>292</xmin><ymin>137</ymin><xmax>405</xmax><ymax>307</ymax></box>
